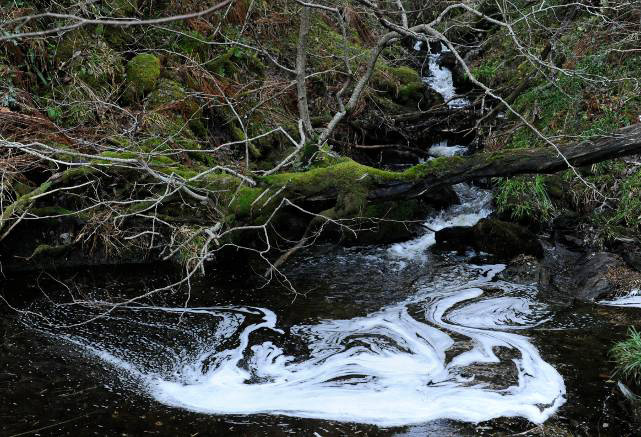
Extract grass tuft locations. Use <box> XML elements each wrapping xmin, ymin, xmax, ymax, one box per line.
<box><xmin>612</xmin><ymin>327</ymin><xmax>641</xmax><ymax>386</ymax></box>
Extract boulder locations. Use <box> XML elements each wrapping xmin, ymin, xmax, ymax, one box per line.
<box><xmin>572</xmin><ymin>252</ymin><xmax>623</xmax><ymax>301</ymax></box>
<box><xmin>124</xmin><ymin>53</ymin><xmax>161</xmax><ymax>101</ymax></box>
<box><xmin>437</xmin><ymin>52</ymin><xmax>457</xmax><ymax>70</ymax></box>
<box><xmin>419</xmin><ymin>185</ymin><xmax>460</xmax><ymax>209</ymax></box>
<box><xmin>434</xmin><ymin>218</ymin><xmax>543</xmax><ymax>260</ymax></box>
<box><xmin>472</xmin><ymin>218</ymin><xmax>544</xmax><ymax>259</ymax></box>
<box><xmin>434</xmin><ymin>226</ymin><xmax>474</xmax><ymax>253</ymax></box>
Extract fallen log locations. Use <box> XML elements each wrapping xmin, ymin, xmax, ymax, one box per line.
<box><xmin>368</xmin><ymin>123</ymin><xmax>641</xmax><ymax>200</ymax></box>
<box><xmin>268</xmin><ymin>123</ymin><xmax>641</xmax><ymax>207</ymax></box>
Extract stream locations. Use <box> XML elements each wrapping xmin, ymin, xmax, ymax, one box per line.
<box><xmin>2</xmin><ymin>44</ymin><xmax>641</xmax><ymax>436</ymax></box>
<box><xmin>2</xmin><ymin>183</ymin><xmax>640</xmax><ymax>435</ymax></box>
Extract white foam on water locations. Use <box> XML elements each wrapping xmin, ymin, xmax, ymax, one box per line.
<box><xmin>21</xmin><ymin>182</ymin><xmax>567</xmax><ymax>427</ymax></box>
<box><xmin>388</xmin><ymin>184</ymin><xmax>492</xmax><ymax>260</ymax></box>
<box><xmin>599</xmin><ymin>289</ymin><xmax>641</xmax><ymax>308</ymax></box>
<box><xmin>23</xmin><ymin>262</ymin><xmax>565</xmax><ymax>427</ymax></box>
<box><xmin>428</xmin><ymin>139</ymin><xmax>468</xmax><ymax>157</ymax></box>
<box><xmin>423</xmin><ymin>43</ymin><xmax>469</xmax><ymax>109</ymax></box>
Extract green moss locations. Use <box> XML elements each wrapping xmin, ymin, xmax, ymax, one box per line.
<box><xmin>404</xmin><ymin>156</ymin><xmax>466</xmax><ymax>178</ymax></box>
<box><xmin>0</xmin><ymin>181</ymin><xmax>53</xmax><ymax>234</ymax></box>
<box><xmin>147</xmin><ymin>79</ymin><xmax>195</xmax><ymax>111</ymax></box>
<box><xmin>29</xmin><ymin>243</ymin><xmax>73</xmax><ymax>259</ymax></box>
<box><xmin>175</xmin><ymin>30</ymin><xmax>209</xmax><ymax>58</ymax></box>
<box><xmin>126</xmin><ymin>53</ymin><xmax>161</xmax><ymax>97</ymax></box>
<box><xmin>397</xmin><ymin>82</ymin><xmax>427</xmax><ymax>104</ymax></box>
<box><xmin>372</xmin><ymin>64</ymin><xmax>422</xmax><ymax>96</ymax></box>
<box><xmin>229</xmin><ymin>187</ymin><xmax>264</xmax><ymax>218</ymax></box>
<box><xmin>140</xmin><ymin>112</ymin><xmax>213</xmax><ymax>164</ymax></box>
<box><xmin>205</xmin><ymin>47</ymin><xmax>264</xmax><ymax>78</ymax></box>
<box><xmin>60</xmin><ymin>167</ymin><xmax>96</xmax><ymax>183</ymax></box>
<box><xmin>387</xmin><ymin>66</ymin><xmax>421</xmax><ymax>83</ymax></box>
<box><xmin>264</xmin><ymin>157</ymin><xmax>464</xmax><ymax>193</ymax></box>
<box><xmin>55</xmin><ymin>29</ymin><xmax>91</xmax><ymax>63</ymax></box>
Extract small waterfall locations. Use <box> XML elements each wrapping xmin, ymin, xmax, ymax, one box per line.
<box><xmin>420</xmin><ymin>42</ymin><xmax>470</xmax><ymax>109</ymax></box>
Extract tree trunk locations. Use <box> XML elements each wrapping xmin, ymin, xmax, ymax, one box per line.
<box><xmin>296</xmin><ymin>6</ymin><xmax>313</xmax><ymax>135</ymax></box>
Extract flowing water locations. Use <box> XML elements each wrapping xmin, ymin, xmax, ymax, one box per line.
<box><xmin>3</xmin><ymin>184</ymin><xmax>640</xmax><ymax>435</ymax></box>
<box><xmin>2</xmin><ymin>44</ymin><xmax>641</xmax><ymax>437</ymax></box>
<box><xmin>18</xmin><ymin>187</ymin><xmax>566</xmax><ymax>428</ymax></box>
<box><xmin>419</xmin><ymin>42</ymin><xmax>469</xmax><ymax>109</ymax></box>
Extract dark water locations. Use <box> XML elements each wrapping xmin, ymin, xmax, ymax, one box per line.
<box><xmin>1</xmin><ymin>186</ymin><xmax>640</xmax><ymax>436</ymax></box>
<box><xmin>1</xmin><ymin>248</ymin><xmax>640</xmax><ymax>436</ymax></box>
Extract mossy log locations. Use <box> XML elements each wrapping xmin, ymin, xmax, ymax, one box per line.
<box><xmin>272</xmin><ymin>123</ymin><xmax>641</xmax><ymax>208</ymax></box>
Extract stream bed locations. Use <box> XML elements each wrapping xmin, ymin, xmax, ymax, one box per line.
<box><xmin>2</xmin><ymin>45</ymin><xmax>641</xmax><ymax>437</ymax></box>
<box><xmin>2</xmin><ymin>185</ymin><xmax>641</xmax><ymax>436</ymax></box>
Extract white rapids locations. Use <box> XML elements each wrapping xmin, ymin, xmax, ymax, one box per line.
<box><xmin>24</xmin><ymin>185</ymin><xmax>566</xmax><ymax>428</ymax></box>
<box><xmin>389</xmin><ymin>184</ymin><xmax>492</xmax><ymax>260</ymax></box>
<box><xmin>422</xmin><ymin>43</ymin><xmax>470</xmax><ymax>109</ymax></box>
<box><xmin>428</xmin><ymin>140</ymin><xmax>468</xmax><ymax>158</ymax></box>
<box><xmin>599</xmin><ymin>289</ymin><xmax>641</xmax><ymax>308</ymax></box>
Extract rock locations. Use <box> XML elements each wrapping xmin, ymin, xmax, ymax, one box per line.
<box><xmin>471</xmin><ymin>218</ymin><xmax>544</xmax><ymax>259</ymax></box>
<box><xmin>618</xmin><ymin>243</ymin><xmax>641</xmax><ymax>272</ymax></box>
<box><xmin>434</xmin><ymin>218</ymin><xmax>543</xmax><ymax>260</ymax></box>
<box><xmin>434</xmin><ymin>226</ymin><xmax>474</xmax><ymax>253</ymax></box>
<box><xmin>573</xmin><ymin>252</ymin><xmax>624</xmax><ymax>301</ymax></box>
<box><xmin>419</xmin><ymin>185</ymin><xmax>460</xmax><ymax>209</ymax></box>
<box><xmin>124</xmin><ymin>53</ymin><xmax>161</xmax><ymax>100</ymax></box>
<box><xmin>538</xmin><ymin>245</ymin><xmax>641</xmax><ymax>302</ymax></box>
<box><xmin>437</xmin><ymin>52</ymin><xmax>457</xmax><ymax>70</ymax></box>
<box><xmin>497</xmin><ymin>254</ymin><xmax>542</xmax><ymax>285</ymax></box>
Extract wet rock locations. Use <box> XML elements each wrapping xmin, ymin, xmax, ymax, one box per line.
<box><xmin>471</xmin><ymin>218</ymin><xmax>544</xmax><ymax>259</ymax></box>
<box><xmin>434</xmin><ymin>218</ymin><xmax>543</xmax><ymax>260</ymax></box>
<box><xmin>437</xmin><ymin>52</ymin><xmax>457</xmax><ymax>70</ymax></box>
<box><xmin>539</xmin><ymin>246</ymin><xmax>641</xmax><ymax>302</ymax></box>
<box><xmin>572</xmin><ymin>252</ymin><xmax>623</xmax><ymax>301</ymax></box>
<box><xmin>434</xmin><ymin>226</ymin><xmax>474</xmax><ymax>254</ymax></box>
<box><xmin>497</xmin><ymin>254</ymin><xmax>542</xmax><ymax>285</ymax></box>
<box><xmin>419</xmin><ymin>185</ymin><xmax>460</xmax><ymax>209</ymax></box>
<box><xmin>619</xmin><ymin>243</ymin><xmax>641</xmax><ymax>272</ymax></box>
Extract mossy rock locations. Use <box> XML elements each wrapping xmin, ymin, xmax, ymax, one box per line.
<box><xmin>147</xmin><ymin>79</ymin><xmax>202</xmax><ymax>117</ymax></box>
<box><xmin>147</xmin><ymin>79</ymin><xmax>207</xmax><ymax>138</ymax></box>
<box><xmin>372</xmin><ymin>64</ymin><xmax>442</xmax><ymax>107</ymax></box>
<box><xmin>140</xmin><ymin>112</ymin><xmax>213</xmax><ymax>165</ymax></box>
<box><xmin>125</xmin><ymin>53</ymin><xmax>161</xmax><ymax>100</ymax></box>
<box><xmin>175</xmin><ymin>30</ymin><xmax>209</xmax><ymax>58</ymax></box>
<box><xmin>205</xmin><ymin>47</ymin><xmax>264</xmax><ymax>79</ymax></box>
<box><xmin>55</xmin><ymin>29</ymin><xmax>91</xmax><ymax>63</ymax></box>
<box><xmin>472</xmin><ymin>218</ymin><xmax>543</xmax><ymax>259</ymax></box>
